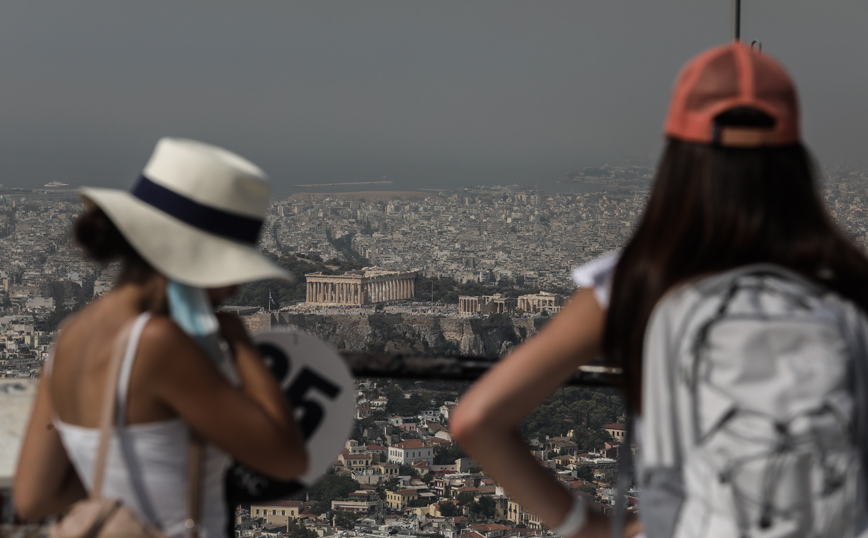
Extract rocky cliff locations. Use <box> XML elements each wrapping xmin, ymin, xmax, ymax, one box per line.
<box><xmin>243</xmin><ymin>311</ymin><xmax>548</xmax><ymax>357</ymax></box>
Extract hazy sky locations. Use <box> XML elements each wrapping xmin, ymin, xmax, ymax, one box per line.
<box><xmin>0</xmin><ymin>2</ymin><xmax>866</xmax><ymax>196</ymax></box>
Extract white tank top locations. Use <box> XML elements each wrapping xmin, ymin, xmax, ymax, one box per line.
<box><xmin>51</xmin><ymin>313</ymin><xmax>231</xmax><ymax>538</ymax></box>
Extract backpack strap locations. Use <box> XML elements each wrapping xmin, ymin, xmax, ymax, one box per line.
<box><xmin>690</xmin><ymin>263</ymin><xmax>825</xmax><ymax>296</ymax></box>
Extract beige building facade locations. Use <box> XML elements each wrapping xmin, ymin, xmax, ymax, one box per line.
<box><xmin>507</xmin><ymin>499</ymin><xmax>543</xmax><ymax>529</ymax></box>
<box><xmin>386</xmin><ymin>489</ymin><xmax>419</xmax><ymax>510</ymax></box>
<box><xmin>305</xmin><ymin>269</ymin><xmax>417</xmax><ymax>305</ymax></box>
<box><xmin>251</xmin><ymin>500</ymin><xmax>302</xmax><ymax>526</ymax></box>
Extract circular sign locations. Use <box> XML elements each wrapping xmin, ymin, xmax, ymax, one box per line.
<box><xmin>225</xmin><ymin>330</ymin><xmax>356</xmax><ymax>503</ymax></box>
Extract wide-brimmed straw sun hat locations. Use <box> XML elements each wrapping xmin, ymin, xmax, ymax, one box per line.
<box><xmin>80</xmin><ymin>137</ymin><xmax>293</xmax><ymax>287</ymax></box>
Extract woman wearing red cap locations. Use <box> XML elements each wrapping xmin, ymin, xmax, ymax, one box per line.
<box><xmin>452</xmin><ymin>42</ymin><xmax>868</xmax><ymax>538</ymax></box>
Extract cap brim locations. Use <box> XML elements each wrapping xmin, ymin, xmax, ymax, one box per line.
<box><xmin>80</xmin><ymin>187</ymin><xmax>295</xmax><ymax>287</ymax></box>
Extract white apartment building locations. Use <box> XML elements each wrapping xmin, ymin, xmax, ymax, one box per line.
<box><xmin>387</xmin><ymin>439</ymin><xmax>434</xmax><ymax>466</ymax></box>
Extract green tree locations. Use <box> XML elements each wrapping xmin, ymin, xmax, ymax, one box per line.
<box><xmin>398</xmin><ymin>464</ymin><xmax>419</xmax><ymax>477</ymax></box>
<box><xmin>572</xmin><ymin>427</ymin><xmax>612</xmax><ymax>453</ymax></box>
<box><xmin>575</xmin><ymin>466</ymin><xmax>594</xmax><ymax>482</ymax></box>
<box><xmin>456</xmin><ymin>492</ymin><xmax>475</xmax><ymax>506</ymax></box>
<box><xmin>296</xmin><ymin>473</ymin><xmax>360</xmax><ymax>507</ymax></box>
<box><xmin>333</xmin><ymin>511</ymin><xmax>359</xmax><ymax>529</ymax></box>
<box><xmin>468</xmin><ymin>496</ymin><xmax>496</xmax><ymax>520</ymax></box>
<box><xmin>434</xmin><ymin>444</ymin><xmax>467</xmax><ymax>465</ymax></box>
<box><xmin>438</xmin><ymin>502</ymin><xmax>462</xmax><ymax>517</ymax></box>
<box><xmin>385</xmin><ymin>387</ymin><xmax>429</xmax><ymax>416</ymax></box>
<box><xmin>578</xmin><ymin>484</ymin><xmax>598</xmax><ymax>496</ymax></box>
<box><xmin>288</xmin><ymin>522</ymin><xmax>317</xmax><ymax>538</ymax></box>
<box><xmin>43</xmin><ymin>307</ymin><xmax>75</xmax><ymax>332</ymax></box>
<box><xmin>366</xmin><ymin>340</ymin><xmax>386</xmax><ymax>353</ymax></box>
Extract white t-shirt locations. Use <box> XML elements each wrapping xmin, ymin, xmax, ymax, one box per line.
<box><xmin>571</xmin><ymin>251</ymin><xmax>620</xmax><ymax>308</ymax></box>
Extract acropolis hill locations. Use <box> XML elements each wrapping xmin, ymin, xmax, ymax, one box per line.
<box><xmin>239</xmin><ymin>310</ymin><xmax>546</xmax><ymax>357</ymax></box>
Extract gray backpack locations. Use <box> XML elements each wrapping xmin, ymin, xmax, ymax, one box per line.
<box><xmin>640</xmin><ymin>265</ymin><xmax>868</xmax><ymax>538</ymax></box>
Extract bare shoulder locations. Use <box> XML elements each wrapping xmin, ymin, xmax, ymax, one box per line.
<box><xmin>138</xmin><ymin>315</ymin><xmax>199</xmax><ymax>355</ymax></box>
<box><xmin>51</xmin><ymin>300</ymin><xmax>106</xmax><ymax>352</ymax></box>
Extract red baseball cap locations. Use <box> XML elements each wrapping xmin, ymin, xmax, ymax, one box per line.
<box><xmin>664</xmin><ymin>42</ymin><xmax>800</xmax><ymax>147</ymax></box>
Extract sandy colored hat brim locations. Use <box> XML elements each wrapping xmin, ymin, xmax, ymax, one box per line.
<box><xmin>80</xmin><ymin>187</ymin><xmax>294</xmax><ymax>287</ymax></box>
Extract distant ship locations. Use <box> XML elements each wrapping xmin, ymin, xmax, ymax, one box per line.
<box><xmin>43</xmin><ymin>181</ymin><xmax>69</xmax><ymax>188</ymax></box>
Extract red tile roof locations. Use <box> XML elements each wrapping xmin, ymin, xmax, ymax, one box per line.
<box><xmin>254</xmin><ymin>500</ymin><xmax>303</xmax><ymax>508</ymax></box>
<box><xmin>395</xmin><ymin>439</ymin><xmax>427</xmax><ymax>449</ymax></box>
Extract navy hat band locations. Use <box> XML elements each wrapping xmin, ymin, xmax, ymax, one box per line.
<box><xmin>132</xmin><ymin>175</ymin><xmax>262</xmax><ymax>244</ymax></box>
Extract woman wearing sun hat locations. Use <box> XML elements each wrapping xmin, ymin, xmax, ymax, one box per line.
<box><xmin>452</xmin><ymin>41</ymin><xmax>868</xmax><ymax>538</ymax></box>
<box><xmin>14</xmin><ymin>138</ymin><xmax>308</xmax><ymax>537</ymax></box>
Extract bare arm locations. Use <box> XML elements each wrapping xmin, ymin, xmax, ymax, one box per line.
<box><xmin>450</xmin><ymin>289</ymin><xmax>612</xmax><ymax>536</ymax></box>
<box><xmin>14</xmin><ymin>371</ymin><xmax>87</xmax><ymax>521</ymax></box>
<box><xmin>144</xmin><ymin>315</ymin><xmax>308</xmax><ymax>480</ymax></box>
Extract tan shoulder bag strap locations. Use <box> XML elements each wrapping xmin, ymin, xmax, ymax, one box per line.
<box><xmin>186</xmin><ymin>435</ymin><xmax>204</xmax><ymax>538</ymax></box>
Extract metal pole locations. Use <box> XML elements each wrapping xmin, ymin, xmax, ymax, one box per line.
<box><xmin>732</xmin><ymin>0</ymin><xmax>741</xmax><ymax>41</ymax></box>
<box><xmin>340</xmin><ymin>350</ymin><xmax>621</xmax><ymax>387</ymax></box>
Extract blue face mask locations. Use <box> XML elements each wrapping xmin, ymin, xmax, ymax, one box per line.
<box><xmin>167</xmin><ymin>280</ymin><xmax>224</xmax><ymax>365</ymax></box>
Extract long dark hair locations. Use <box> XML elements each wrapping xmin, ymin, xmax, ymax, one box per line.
<box><xmin>603</xmin><ymin>138</ymin><xmax>868</xmax><ymax>413</ymax></box>
<box><xmin>75</xmin><ymin>206</ymin><xmax>154</xmax><ymax>282</ymax></box>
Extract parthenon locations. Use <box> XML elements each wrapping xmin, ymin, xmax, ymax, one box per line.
<box><xmin>305</xmin><ymin>269</ymin><xmax>418</xmax><ymax>305</ymax></box>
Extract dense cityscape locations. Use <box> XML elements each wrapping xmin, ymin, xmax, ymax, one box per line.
<box><xmin>0</xmin><ymin>163</ymin><xmax>866</xmax><ymax>537</ymax></box>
